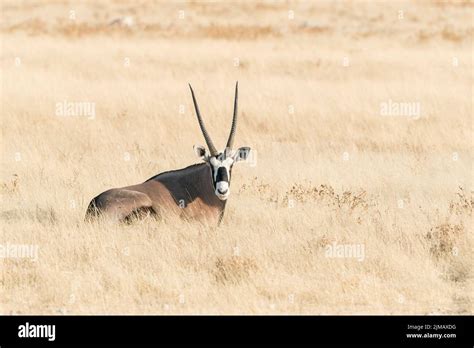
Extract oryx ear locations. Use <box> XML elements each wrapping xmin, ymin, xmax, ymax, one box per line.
<box><xmin>234</xmin><ymin>147</ymin><xmax>251</xmax><ymax>162</ymax></box>
<box><xmin>194</xmin><ymin>145</ymin><xmax>207</xmax><ymax>159</ymax></box>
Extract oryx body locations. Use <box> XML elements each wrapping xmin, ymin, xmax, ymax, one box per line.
<box><xmin>85</xmin><ymin>82</ymin><xmax>250</xmax><ymax>225</ymax></box>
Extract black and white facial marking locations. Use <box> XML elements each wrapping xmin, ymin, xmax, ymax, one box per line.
<box><xmin>194</xmin><ymin>145</ymin><xmax>251</xmax><ymax>201</ymax></box>
<box><xmin>209</xmin><ymin>152</ymin><xmax>234</xmax><ymax>200</ymax></box>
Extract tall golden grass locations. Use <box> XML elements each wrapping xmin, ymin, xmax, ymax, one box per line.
<box><xmin>0</xmin><ymin>1</ymin><xmax>472</xmax><ymax>314</ymax></box>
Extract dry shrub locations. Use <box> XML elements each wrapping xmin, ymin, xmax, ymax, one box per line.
<box><xmin>213</xmin><ymin>256</ymin><xmax>258</xmax><ymax>285</ymax></box>
<box><xmin>200</xmin><ymin>24</ymin><xmax>279</xmax><ymax>40</ymax></box>
<box><xmin>426</xmin><ymin>223</ymin><xmax>464</xmax><ymax>260</ymax></box>
<box><xmin>0</xmin><ymin>207</ymin><xmax>57</xmax><ymax>224</ymax></box>
<box><xmin>243</xmin><ymin>179</ymin><xmax>372</xmax><ymax>213</ymax></box>
<box><xmin>0</xmin><ymin>174</ymin><xmax>19</xmax><ymax>194</ymax></box>
<box><xmin>58</xmin><ymin>23</ymin><xmax>134</xmax><ymax>38</ymax></box>
<box><xmin>283</xmin><ymin>183</ymin><xmax>371</xmax><ymax>211</ymax></box>
<box><xmin>449</xmin><ymin>187</ymin><xmax>473</xmax><ymax>216</ymax></box>
<box><xmin>441</xmin><ymin>26</ymin><xmax>466</xmax><ymax>42</ymax></box>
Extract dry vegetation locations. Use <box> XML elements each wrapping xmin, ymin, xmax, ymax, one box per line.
<box><xmin>0</xmin><ymin>0</ymin><xmax>472</xmax><ymax>314</ymax></box>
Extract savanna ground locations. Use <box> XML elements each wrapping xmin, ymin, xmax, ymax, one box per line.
<box><xmin>0</xmin><ymin>1</ymin><xmax>472</xmax><ymax>314</ymax></box>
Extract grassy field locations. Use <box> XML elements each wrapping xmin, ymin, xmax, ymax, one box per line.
<box><xmin>0</xmin><ymin>0</ymin><xmax>472</xmax><ymax>314</ymax></box>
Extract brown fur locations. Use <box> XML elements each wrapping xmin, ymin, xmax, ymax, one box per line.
<box><xmin>85</xmin><ymin>163</ymin><xmax>226</xmax><ymax>225</ymax></box>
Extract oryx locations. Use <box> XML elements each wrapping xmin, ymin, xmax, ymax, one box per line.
<box><xmin>85</xmin><ymin>82</ymin><xmax>251</xmax><ymax>225</ymax></box>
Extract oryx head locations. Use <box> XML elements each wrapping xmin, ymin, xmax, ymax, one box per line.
<box><xmin>189</xmin><ymin>82</ymin><xmax>251</xmax><ymax>201</ymax></box>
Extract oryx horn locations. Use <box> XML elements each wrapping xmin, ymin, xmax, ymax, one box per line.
<box><xmin>189</xmin><ymin>83</ymin><xmax>218</xmax><ymax>156</ymax></box>
<box><xmin>226</xmin><ymin>81</ymin><xmax>239</xmax><ymax>150</ymax></box>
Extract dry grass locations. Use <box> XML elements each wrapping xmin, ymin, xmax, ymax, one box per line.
<box><xmin>0</xmin><ymin>0</ymin><xmax>472</xmax><ymax>314</ymax></box>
